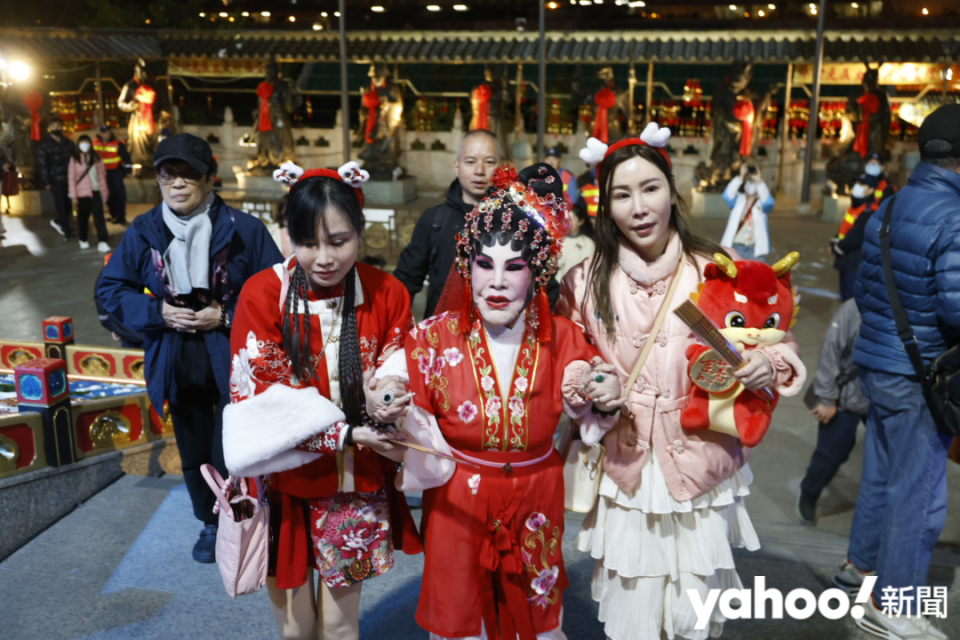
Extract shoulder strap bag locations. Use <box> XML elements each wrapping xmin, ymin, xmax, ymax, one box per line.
<box><xmin>562</xmin><ymin>252</ymin><xmax>685</xmax><ymax>512</ymax></box>
<box><xmin>878</xmin><ymin>195</ymin><xmax>960</xmax><ymax>436</ymax></box>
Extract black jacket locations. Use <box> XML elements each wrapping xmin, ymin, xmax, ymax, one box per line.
<box><xmin>832</xmin><ymin>206</ymin><xmax>875</xmax><ymax>273</ymax></box>
<box><xmin>36</xmin><ymin>134</ymin><xmax>76</xmax><ymax>187</ymax></box>
<box><xmin>394</xmin><ymin>179</ymin><xmax>473</xmax><ymax>318</ymax></box>
<box><xmin>832</xmin><ymin>174</ymin><xmax>896</xmax><ymax>273</ymax></box>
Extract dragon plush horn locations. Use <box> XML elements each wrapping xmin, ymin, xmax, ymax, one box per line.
<box><xmin>713</xmin><ymin>253</ymin><xmax>738</xmax><ymax>279</ymax></box>
<box><xmin>772</xmin><ymin>252</ymin><xmax>800</xmax><ymax>277</ymax></box>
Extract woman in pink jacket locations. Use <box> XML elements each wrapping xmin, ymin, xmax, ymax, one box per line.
<box><xmin>68</xmin><ymin>134</ymin><xmax>111</xmax><ymax>252</ymax></box>
<box><xmin>557</xmin><ymin>125</ymin><xmax>806</xmax><ymax>640</ymax></box>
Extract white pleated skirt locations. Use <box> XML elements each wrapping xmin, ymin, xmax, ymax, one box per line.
<box><xmin>576</xmin><ymin>448</ymin><xmax>760</xmax><ymax>640</ymax></box>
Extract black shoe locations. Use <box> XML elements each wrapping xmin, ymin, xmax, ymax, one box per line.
<box><xmin>797</xmin><ymin>490</ymin><xmax>817</xmax><ymax>525</ymax></box>
<box><xmin>192</xmin><ymin>524</ymin><xmax>218</xmax><ymax>563</ymax></box>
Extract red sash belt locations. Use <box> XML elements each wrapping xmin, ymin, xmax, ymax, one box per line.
<box><xmin>454</xmin><ymin>443</ymin><xmax>557</xmax><ymax>640</ymax></box>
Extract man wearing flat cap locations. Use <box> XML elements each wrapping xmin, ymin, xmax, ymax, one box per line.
<box><xmin>98</xmin><ymin>134</ymin><xmax>282</xmax><ymax>563</ymax></box>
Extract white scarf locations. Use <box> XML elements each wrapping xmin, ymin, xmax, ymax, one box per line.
<box><xmin>617</xmin><ymin>231</ymin><xmax>682</xmax><ymax>287</ymax></box>
<box><xmin>162</xmin><ymin>192</ymin><xmax>215</xmax><ymax>296</ymax></box>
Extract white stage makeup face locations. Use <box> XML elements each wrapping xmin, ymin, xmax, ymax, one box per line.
<box><xmin>470</xmin><ymin>242</ymin><xmax>533</xmax><ymax>329</ymax></box>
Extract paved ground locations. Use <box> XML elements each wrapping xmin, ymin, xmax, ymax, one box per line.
<box><xmin>2</xmin><ymin>202</ymin><xmax>960</xmax><ymax>638</ymax></box>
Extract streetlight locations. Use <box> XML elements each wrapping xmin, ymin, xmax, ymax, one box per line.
<box><xmin>9</xmin><ymin>61</ymin><xmax>30</xmax><ymax>82</ymax></box>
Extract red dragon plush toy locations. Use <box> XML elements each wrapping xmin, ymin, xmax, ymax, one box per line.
<box><xmin>679</xmin><ymin>252</ymin><xmax>800</xmax><ymax>447</ymax></box>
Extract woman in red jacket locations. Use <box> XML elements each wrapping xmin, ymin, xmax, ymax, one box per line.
<box><xmin>67</xmin><ymin>134</ymin><xmax>111</xmax><ymax>252</ymax></box>
<box><xmin>223</xmin><ymin>161</ymin><xmax>421</xmax><ymax>640</ymax></box>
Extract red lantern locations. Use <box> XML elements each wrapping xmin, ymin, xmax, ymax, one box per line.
<box><xmin>134</xmin><ymin>84</ymin><xmax>157</xmax><ymax>134</ymax></box>
<box><xmin>472</xmin><ymin>83</ymin><xmax>492</xmax><ymax>130</ymax></box>
<box><xmin>853</xmin><ymin>92</ymin><xmax>880</xmax><ymax>158</ymax></box>
<box><xmin>362</xmin><ymin>84</ymin><xmax>381</xmax><ymax>143</ymax></box>
<box><xmin>592</xmin><ymin>88</ymin><xmax>617</xmax><ymax>144</ymax></box>
<box><xmin>732</xmin><ymin>99</ymin><xmax>755</xmax><ymax>157</ymax></box>
<box><xmin>23</xmin><ymin>90</ymin><xmax>44</xmax><ymax>142</ymax></box>
<box><xmin>256</xmin><ymin>81</ymin><xmax>274</xmax><ymax>132</ymax></box>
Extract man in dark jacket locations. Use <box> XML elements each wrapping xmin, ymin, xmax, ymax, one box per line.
<box><xmin>35</xmin><ymin>116</ymin><xmax>76</xmax><ymax>240</ymax></box>
<box><xmin>833</xmin><ymin>104</ymin><xmax>960</xmax><ymax>640</ymax></box>
<box><xmin>830</xmin><ymin>172</ymin><xmax>895</xmax><ymax>301</ymax></box>
<box><xmin>98</xmin><ymin>134</ymin><xmax>282</xmax><ymax>563</ymax></box>
<box><xmin>394</xmin><ymin>129</ymin><xmax>501</xmax><ymax>318</ymax></box>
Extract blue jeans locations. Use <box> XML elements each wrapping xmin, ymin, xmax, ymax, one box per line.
<box><xmin>839</xmin><ymin>270</ymin><xmax>857</xmax><ymax>302</ymax></box>
<box><xmin>847</xmin><ymin>367</ymin><xmax>952</xmax><ymax>613</ymax></box>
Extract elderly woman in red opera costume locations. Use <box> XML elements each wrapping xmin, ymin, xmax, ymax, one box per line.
<box><xmin>393</xmin><ymin>163</ymin><xmax>625</xmax><ymax>640</ymax></box>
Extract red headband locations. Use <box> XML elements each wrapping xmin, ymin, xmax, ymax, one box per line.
<box><xmin>294</xmin><ymin>168</ymin><xmax>365</xmax><ymax>208</ymax></box>
<box><xmin>580</xmin><ymin>123</ymin><xmax>674</xmax><ymax>178</ymax></box>
<box><xmin>274</xmin><ymin>161</ymin><xmax>369</xmax><ymax>208</ymax></box>
<box><xmin>603</xmin><ymin>137</ymin><xmax>672</xmax><ymax>171</ymax></box>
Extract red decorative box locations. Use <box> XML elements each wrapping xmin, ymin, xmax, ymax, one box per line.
<box><xmin>15</xmin><ymin>358</ymin><xmax>69</xmax><ymax>407</ymax></box>
<box><xmin>43</xmin><ymin>316</ymin><xmax>75</xmax><ymax>344</ymax></box>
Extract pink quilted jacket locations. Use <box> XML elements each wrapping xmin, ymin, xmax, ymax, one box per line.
<box><xmin>67</xmin><ymin>156</ymin><xmax>110</xmax><ymax>201</ymax></box>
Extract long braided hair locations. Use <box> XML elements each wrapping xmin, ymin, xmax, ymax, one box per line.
<box><xmin>281</xmin><ymin>177</ymin><xmax>366</xmax><ymax>425</ymax></box>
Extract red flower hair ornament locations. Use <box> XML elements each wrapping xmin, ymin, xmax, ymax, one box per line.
<box><xmin>273</xmin><ymin>160</ymin><xmax>370</xmax><ymax>207</ymax></box>
<box><xmin>454</xmin><ymin>165</ymin><xmax>571</xmax><ymax>290</ymax></box>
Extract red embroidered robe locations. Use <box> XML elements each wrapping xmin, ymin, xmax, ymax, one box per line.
<box><xmin>224</xmin><ymin>260</ymin><xmax>421</xmax><ymax>589</ymax></box>
<box><xmin>405</xmin><ymin>310</ymin><xmax>612</xmax><ymax>639</ymax></box>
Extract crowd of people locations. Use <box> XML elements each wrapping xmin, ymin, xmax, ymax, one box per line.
<box><xmin>43</xmin><ymin>100</ymin><xmax>955</xmax><ymax>640</ymax></box>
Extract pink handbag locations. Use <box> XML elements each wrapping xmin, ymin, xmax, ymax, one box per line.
<box><xmin>200</xmin><ymin>464</ymin><xmax>270</xmax><ymax>599</ymax></box>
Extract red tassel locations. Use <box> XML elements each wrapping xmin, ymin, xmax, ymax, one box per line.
<box><xmin>536</xmin><ymin>289</ymin><xmax>552</xmax><ymax>343</ymax></box>
<box><xmin>458</xmin><ymin>276</ymin><xmax>474</xmax><ymax>335</ymax></box>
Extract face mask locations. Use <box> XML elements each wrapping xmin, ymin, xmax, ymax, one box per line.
<box><xmin>865</xmin><ymin>163</ymin><xmax>882</xmax><ymax>177</ymax></box>
<box><xmin>851</xmin><ymin>184</ymin><xmax>868</xmax><ymax>199</ymax></box>
<box><xmin>50</xmin><ymin>129</ymin><xmax>62</xmax><ymax>137</ymax></box>
<box><xmin>78</xmin><ymin>142</ymin><xmax>91</xmax><ymax>153</ymax></box>
<box><xmin>744</xmin><ymin>182</ymin><xmax>758</xmax><ymax>196</ymax></box>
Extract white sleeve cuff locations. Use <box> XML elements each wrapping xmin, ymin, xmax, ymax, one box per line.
<box><xmin>374</xmin><ymin>349</ymin><xmax>409</xmax><ymax>381</ymax></box>
<box><xmin>223</xmin><ymin>384</ymin><xmax>346</xmax><ymax>476</ymax></box>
